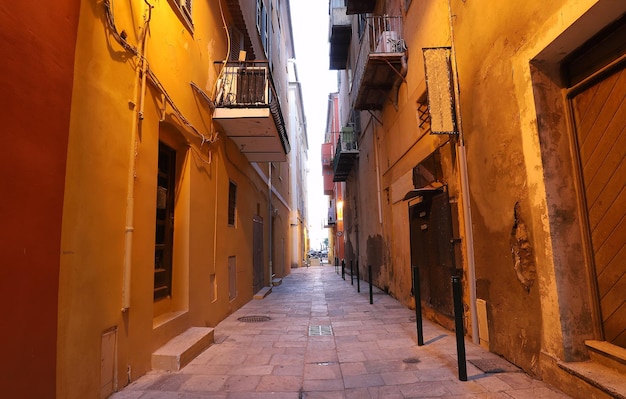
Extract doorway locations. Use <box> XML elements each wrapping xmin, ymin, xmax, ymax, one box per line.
<box><xmin>567</xmin><ymin>57</ymin><xmax>626</xmax><ymax>348</ymax></box>
<box><xmin>252</xmin><ymin>215</ymin><xmax>264</xmax><ymax>294</ymax></box>
<box><xmin>409</xmin><ymin>188</ymin><xmax>456</xmax><ymax>320</ymax></box>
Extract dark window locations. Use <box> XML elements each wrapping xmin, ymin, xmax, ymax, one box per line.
<box><xmin>228</xmin><ymin>181</ymin><xmax>237</xmax><ymax>226</ymax></box>
<box><xmin>154</xmin><ymin>142</ymin><xmax>176</xmax><ymax>301</ymax></box>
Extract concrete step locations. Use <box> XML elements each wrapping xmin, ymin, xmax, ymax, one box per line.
<box><xmin>253</xmin><ymin>286</ymin><xmax>272</xmax><ymax>299</ymax></box>
<box><xmin>271</xmin><ymin>277</ymin><xmax>282</xmax><ymax>286</ymax></box>
<box><xmin>152</xmin><ymin>327</ymin><xmax>214</xmax><ymax>371</ymax></box>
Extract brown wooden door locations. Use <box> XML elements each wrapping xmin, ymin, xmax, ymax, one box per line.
<box><xmin>409</xmin><ymin>190</ymin><xmax>456</xmax><ymax>319</ymax></box>
<box><xmin>253</xmin><ymin>216</ymin><xmax>264</xmax><ymax>294</ymax></box>
<box><xmin>570</xmin><ymin>65</ymin><xmax>626</xmax><ymax>348</ymax></box>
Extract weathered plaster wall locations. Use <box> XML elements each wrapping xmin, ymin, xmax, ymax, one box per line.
<box><xmin>448</xmin><ymin>0</ymin><xmax>618</xmax><ymax>375</ymax></box>
<box><xmin>0</xmin><ymin>2</ymin><xmax>80</xmax><ymax>397</ymax></box>
<box><xmin>448</xmin><ymin>0</ymin><xmax>566</xmax><ymax>375</ymax></box>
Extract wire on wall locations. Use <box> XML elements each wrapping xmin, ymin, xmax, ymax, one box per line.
<box><xmin>103</xmin><ymin>0</ymin><xmax>215</xmax><ymax>147</ymax></box>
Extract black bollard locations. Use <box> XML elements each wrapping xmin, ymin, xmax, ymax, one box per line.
<box><xmin>368</xmin><ymin>264</ymin><xmax>373</xmax><ymax>304</ymax></box>
<box><xmin>350</xmin><ymin>260</ymin><xmax>354</xmax><ymax>285</ymax></box>
<box><xmin>335</xmin><ymin>257</ymin><xmax>338</xmax><ymax>274</ymax></box>
<box><xmin>452</xmin><ymin>275</ymin><xmax>467</xmax><ymax>381</ymax></box>
<box><xmin>356</xmin><ymin>260</ymin><xmax>360</xmax><ymax>293</ymax></box>
<box><xmin>412</xmin><ymin>266</ymin><xmax>424</xmax><ymax>346</ymax></box>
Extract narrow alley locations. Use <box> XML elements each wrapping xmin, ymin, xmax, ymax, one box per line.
<box><xmin>111</xmin><ymin>265</ymin><xmax>570</xmax><ymax>399</ymax></box>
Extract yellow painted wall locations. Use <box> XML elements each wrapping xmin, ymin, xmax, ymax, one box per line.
<box><xmin>58</xmin><ymin>0</ymin><xmax>291</xmax><ymax>396</ymax></box>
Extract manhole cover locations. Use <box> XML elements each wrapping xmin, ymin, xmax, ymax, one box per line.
<box><xmin>238</xmin><ymin>315</ymin><xmax>271</xmax><ymax>323</ymax></box>
<box><xmin>469</xmin><ymin>358</ymin><xmax>520</xmax><ymax>373</ymax></box>
<box><xmin>403</xmin><ymin>357</ymin><xmax>420</xmax><ymax>364</ymax></box>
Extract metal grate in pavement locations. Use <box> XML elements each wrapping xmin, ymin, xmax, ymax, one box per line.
<box><xmin>238</xmin><ymin>315</ymin><xmax>271</xmax><ymax>323</ymax></box>
<box><xmin>308</xmin><ymin>325</ymin><xmax>333</xmax><ymax>336</ymax></box>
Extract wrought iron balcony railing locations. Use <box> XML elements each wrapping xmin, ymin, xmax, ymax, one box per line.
<box><xmin>351</xmin><ymin>15</ymin><xmax>407</xmax><ymax>110</ymax></box>
<box><xmin>213</xmin><ymin>61</ymin><xmax>290</xmax><ymax>162</ymax></box>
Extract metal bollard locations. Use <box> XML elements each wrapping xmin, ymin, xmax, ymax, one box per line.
<box><xmin>452</xmin><ymin>275</ymin><xmax>467</xmax><ymax>381</ymax></box>
<box><xmin>368</xmin><ymin>264</ymin><xmax>373</xmax><ymax>304</ymax></box>
<box><xmin>412</xmin><ymin>266</ymin><xmax>424</xmax><ymax>346</ymax></box>
<box><xmin>335</xmin><ymin>257</ymin><xmax>338</xmax><ymax>274</ymax></box>
<box><xmin>356</xmin><ymin>260</ymin><xmax>360</xmax><ymax>293</ymax></box>
<box><xmin>350</xmin><ymin>260</ymin><xmax>354</xmax><ymax>285</ymax></box>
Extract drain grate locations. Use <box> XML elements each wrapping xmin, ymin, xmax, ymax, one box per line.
<box><xmin>403</xmin><ymin>357</ymin><xmax>420</xmax><ymax>364</ymax></box>
<box><xmin>238</xmin><ymin>315</ymin><xmax>271</xmax><ymax>323</ymax></box>
<box><xmin>309</xmin><ymin>325</ymin><xmax>333</xmax><ymax>336</ymax></box>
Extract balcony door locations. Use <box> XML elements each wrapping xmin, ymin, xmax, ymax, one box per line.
<box><xmin>154</xmin><ymin>142</ymin><xmax>176</xmax><ymax>301</ymax></box>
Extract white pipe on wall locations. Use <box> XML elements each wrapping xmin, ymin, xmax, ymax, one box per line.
<box><xmin>121</xmin><ymin>2</ymin><xmax>151</xmax><ymax>311</ymax></box>
<box><xmin>458</xmin><ymin>144</ymin><xmax>479</xmax><ymax>344</ymax></box>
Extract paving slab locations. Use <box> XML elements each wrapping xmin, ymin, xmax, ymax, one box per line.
<box><xmin>111</xmin><ymin>266</ymin><xmax>571</xmax><ymax>399</ymax></box>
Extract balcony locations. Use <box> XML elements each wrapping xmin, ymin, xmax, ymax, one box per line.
<box><xmin>333</xmin><ymin>127</ymin><xmax>358</xmax><ymax>182</ymax></box>
<box><xmin>213</xmin><ymin>61</ymin><xmax>290</xmax><ymax>162</ymax></box>
<box><xmin>322</xmin><ymin>142</ymin><xmax>334</xmax><ymax>195</ymax></box>
<box><xmin>351</xmin><ymin>16</ymin><xmax>407</xmax><ymax>110</ymax></box>
<box><xmin>329</xmin><ymin>0</ymin><xmax>351</xmax><ymax>70</ymax></box>
<box><xmin>346</xmin><ymin>0</ymin><xmax>375</xmax><ymax>15</ymax></box>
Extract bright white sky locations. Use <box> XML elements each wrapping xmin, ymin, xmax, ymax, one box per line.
<box><xmin>290</xmin><ymin>3</ymin><xmax>338</xmax><ymax>249</ymax></box>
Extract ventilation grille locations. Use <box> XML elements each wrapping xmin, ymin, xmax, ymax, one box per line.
<box><xmin>309</xmin><ymin>325</ymin><xmax>333</xmax><ymax>336</ymax></box>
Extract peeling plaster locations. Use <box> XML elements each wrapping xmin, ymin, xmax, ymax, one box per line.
<box><xmin>510</xmin><ymin>202</ymin><xmax>537</xmax><ymax>292</ymax></box>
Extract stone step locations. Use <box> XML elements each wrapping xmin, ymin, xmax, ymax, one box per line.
<box><xmin>152</xmin><ymin>327</ymin><xmax>214</xmax><ymax>371</ymax></box>
<box><xmin>271</xmin><ymin>277</ymin><xmax>282</xmax><ymax>286</ymax></box>
<box><xmin>558</xmin><ymin>359</ymin><xmax>626</xmax><ymax>399</ymax></box>
<box><xmin>253</xmin><ymin>286</ymin><xmax>272</xmax><ymax>299</ymax></box>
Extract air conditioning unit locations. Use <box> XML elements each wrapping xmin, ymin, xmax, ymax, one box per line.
<box><xmin>376</xmin><ymin>30</ymin><xmax>398</xmax><ymax>53</ymax></box>
<box><xmin>222</xmin><ymin>66</ymin><xmax>269</xmax><ymax>105</ymax></box>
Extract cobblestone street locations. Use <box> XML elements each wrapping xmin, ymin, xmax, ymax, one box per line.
<box><xmin>111</xmin><ymin>265</ymin><xmax>571</xmax><ymax>399</ymax></box>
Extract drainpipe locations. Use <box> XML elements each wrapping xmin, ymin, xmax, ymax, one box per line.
<box><xmin>268</xmin><ymin>162</ymin><xmax>273</xmax><ymax>285</ymax></box>
<box><xmin>122</xmin><ymin>2</ymin><xmax>151</xmax><ymax>311</ymax></box>
<box><xmin>373</xmin><ymin>125</ymin><xmax>383</xmax><ymax>225</ymax></box>
<box><xmin>448</xmin><ymin>0</ymin><xmax>479</xmax><ymax>344</ymax></box>
<box><xmin>391</xmin><ymin>54</ymin><xmax>408</xmax><ymax>110</ymax></box>
<box><xmin>458</xmin><ymin>144</ymin><xmax>479</xmax><ymax>344</ymax></box>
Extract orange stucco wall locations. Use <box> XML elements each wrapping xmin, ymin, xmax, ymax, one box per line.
<box><xmin>0</xmin><ymin>1</ymin><xmax>80</xmax><ymax>397</ymax></box>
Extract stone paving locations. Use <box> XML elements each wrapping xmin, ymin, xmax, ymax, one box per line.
<box><xmin>111</xmin><ymin>265</ymin><xmax>571</xmax><ymax>399</ymax></box>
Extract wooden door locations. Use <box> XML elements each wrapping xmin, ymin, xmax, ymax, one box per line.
<box><xmin>253</xmin><ymin>216</ymin><xmax>264</xmax><ymax>294</ymax></box>
<box><xmin>409</xmin><ymin>190</ymin><xmax>456</xmax><ymax>319</ymax></box>
<box><xmin>570</xmin><ymin>65</ymin><xmax>626</xmax><ymax>348</ymax></box>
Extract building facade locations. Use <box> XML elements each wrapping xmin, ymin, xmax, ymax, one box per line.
<box><xmin>326</xmin><ymin>0</ymin><xmax>626</xmax><ymax>397</ymax></box>
<box><xmin>287</xmin><ymin>59</ymin><xmax>310</xmax><ymax>269</ymax></box>
<box><xmin>1</xmin><ymin>0</ymin><xmax>306</xmax><ymax>397</ymax></box>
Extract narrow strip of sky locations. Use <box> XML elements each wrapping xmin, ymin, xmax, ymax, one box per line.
<box><xmin>290</xmin><ymin>2</ymin><xmax>338</xmax><ymax>249</ymax></box>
